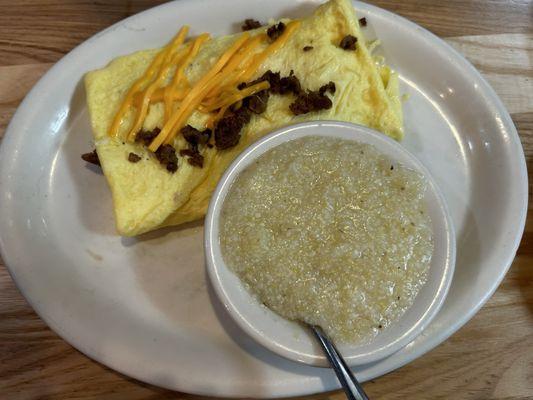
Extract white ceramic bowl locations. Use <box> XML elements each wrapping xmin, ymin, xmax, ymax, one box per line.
<box><xmin>205</xmin><ymin>121</ymin><xmax>456</xmax><ymax>367</ymax></box>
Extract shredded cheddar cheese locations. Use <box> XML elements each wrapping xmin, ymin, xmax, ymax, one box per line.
<box><xmin>202</xmin><ymin>22</ymin><xmax>300</xmax><ymax>108</ymax></box>
<box><xmin>108</xmin><ymin>20</ymin><xmax>301</xmax><ymax>151</ymax></box>
<box><xmin>241</xmin><ymin>21</ymin><xmax>301</xmax><ymax>82</ymax></box>
<box><xmin>148</xmin><ymin>33</ymin><xmax>251</xmax><ymax>151</ymax></box>
<box><xmin>127</xmin><ymin>26</ymin><xmax>190</xmax><ymax>141</ymax></box>
<box><xmin>203</xmin><ymin>80</ymin><xmax>270</xmax><ymax>112</ymax></box>
<box><xmin>109</xmin><ymin>26</ymin><xmax>190</xmax><ymax>138</ymax></box>
<box><xmin>205</xmin><ymin>104</ymin><xmax>229</xmax><ymax>129</ymax></box>
<box><xmin>132</xmin><ymin>85</ymin><xmax>189</xmax><ymax>108</ymax></box>
<box><xmin>203</xmin><ymin>34</ymin><xmax>266</xmax><ymax>101</ymax></box>
<box><xmin>163</xmin><ymin>33</ymin><xmax>210</xmax><ymax>122</ymax></box>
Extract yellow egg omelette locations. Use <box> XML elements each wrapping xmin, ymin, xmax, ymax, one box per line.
<box><xmin>84</xmin><ymin>0</ymin><xmax>403</xmax><ymax>236</ymax></box>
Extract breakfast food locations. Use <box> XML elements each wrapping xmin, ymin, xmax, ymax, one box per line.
<box><xmin>84</xmin><ymin>0</ymin><xmax>403</xmax><ymax>236</ymax></box>
<box><xmin>220</xmin><ymin>137</ymin><xmax>433</xmax><ymax>343</ymax></box>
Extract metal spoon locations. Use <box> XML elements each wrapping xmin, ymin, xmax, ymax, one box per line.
<box><xmin>310</xmin><ymin>325</ymin><xmax>370</xmax><ymax>400</ymax></box>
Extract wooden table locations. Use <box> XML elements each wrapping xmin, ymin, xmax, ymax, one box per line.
<box><xmin>0</xmin><ymin>1</ymin><xmax>532</xmax><ymax>399</ymax></box>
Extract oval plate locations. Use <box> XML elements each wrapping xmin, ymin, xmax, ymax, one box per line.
<box><xmin>0</xmin><ymin>0</ymin><xmax>527</xmax><ymax>398</ymax></box>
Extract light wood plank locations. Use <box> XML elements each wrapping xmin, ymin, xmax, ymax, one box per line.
<box><xmin>0</xmin><ymin>0</ymin><xmax>167</xmax><ymax>66</ymax></box>
<box><xmin>446</xmin><ymin>33</ymin><xmax>533</xmax><ymax>114</ymax></box>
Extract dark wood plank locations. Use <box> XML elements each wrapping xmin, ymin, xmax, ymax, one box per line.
<box><xmin>0</xmin><ymin>0</ymin><xmax>167</xmax><ymax>66</ymax></box>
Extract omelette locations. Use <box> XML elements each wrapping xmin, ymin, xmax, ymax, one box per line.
<box><xmin>84</xmin><ymin>0</ymin><xmax>403</xmax><ymax>236</ymax></box>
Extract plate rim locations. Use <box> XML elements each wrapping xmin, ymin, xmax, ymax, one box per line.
<box><xmin>0</xmin><ymin>0</ymin><xmax>527</xmax><ymax>397</ymax></box>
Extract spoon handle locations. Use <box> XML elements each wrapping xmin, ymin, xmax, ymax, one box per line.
<box><xmin>311</xmin><ymin>326</ymin><xmax>370</xmax><ymax>400</ymax></box>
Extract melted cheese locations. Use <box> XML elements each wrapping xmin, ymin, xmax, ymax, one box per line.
<box><xmin>160</xmin><ymin>25</ymin><xmax>299</xmax><ymax>147</ymax></box>
<box><xmin>108</xmin><ymin>26</ymin><xmax>190</xmax><ymax>138</ymax></box>
<box><xmin>110</xmin><ymin>21</ymin><xmax>301</xmax><ymax>150</ymax></box>
<box><xmin>205</xmin><ymin>104</ymin><xmax>229</xmax><ymax>129</ymax></box>
<box><xmin>148</xmin><ymin>33</ymin><xmax>251</xmax><ymax>151</ymax></box>
<box><xmin>240</xmin><ymin>21</ymin><xmax>301</xmax><ymax>83</ymax></box>
<box><xmin>203</xmin><ymin>80</ymin><xmax>270</xmax><ymax>112</ymax></box>
<box><xmin>127</xmin><ymin>26</ymin><xmax>189</xmax><ymax>141</ymax></box>
<box><xmin>163</xmin><ymin>33</ymin><xmax>210</xmax><ymax>122</ymax></box>
<box><xmin>203</xmin><ymin>34</ymin><xmax>266</xmax><ymax>101</ymax></box>
<box><xmin>132</xmin><ymin>85</ymin><xmax>188</xmax><ymax>108</ymax></box>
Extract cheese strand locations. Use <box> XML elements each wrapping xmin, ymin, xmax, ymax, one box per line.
<box><xmin>203</xmin><ymin>80</ymin><xmax>270</xmax><ymax>112</ymax></box>
<box><xmin>163</xmin><ymin>33</ymin><xmax>210</xmax><ymax>122</ymax></box>
<box><xmin>109</xmin><ymin>26</ymin><xmax>190</xmax><ymax>138</ymax></box>
<box><xmin>148</xmin><ymin>33</ymin><xmax>251</xmax><ymax>151</ymax></box>
<box><xmin>205</xmin><ymin>104</ymin><xmax>229</xmax><ymax>129</ymax></box>
<box><xmin>202</xmin><ymin>22</ymin><xmax>300</xmax><ymax>110</ymax></box>
<box><xmin>202</xmin><ymin>34</ymin><xmax>266</xmax><ymax>101</ymax></box>
<box><xmin>127</xmin><ymin>26</ymin><xmax>189</xmax><ymax>141</ymax></box>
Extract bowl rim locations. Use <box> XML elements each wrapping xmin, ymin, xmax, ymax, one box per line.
<box><xmin>205</xmin><ymin>120</ymin><xmax>456</xmax><ymax>366</ymax></box>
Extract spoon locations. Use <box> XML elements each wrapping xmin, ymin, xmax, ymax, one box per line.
<box><xmin>310</xmin><ymin>325</ymin><xmax>370</xmax><ymax>400</ymax></box>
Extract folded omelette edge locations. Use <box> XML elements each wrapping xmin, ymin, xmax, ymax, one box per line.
<box><xmin>84</xmin><ymin>0</ymin><xmax>403</xmax><ymax>236</ymax></box>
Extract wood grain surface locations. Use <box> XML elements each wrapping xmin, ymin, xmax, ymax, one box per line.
<box><xmin>0</xmin><ymin>1</ymin><xmax>532</xmax><ymax>399</ymax></box>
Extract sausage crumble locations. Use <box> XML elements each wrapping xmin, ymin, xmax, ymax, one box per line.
<box><xmin>339</xmin><ymin>35</ymin><xmax>357</xmax><ymax>50</ymax></box>
<box><xmin>267</xmin><ymin>22</ymin><xmax>285</xmax><ymax>41</ymax></box>
<box><xmin>81</xmin><ymin>149</ymin><xmax>100</xmax><ymax>166</ymax></box>
<box><xmin>242</xmin><ymin>19</ymin><xmax>262</xmax><ymax>31</ymax></box>
<box><xmin>128</xmin><ymin>152</ymin><xmax>142</xmax><ymax>163</ymax></box>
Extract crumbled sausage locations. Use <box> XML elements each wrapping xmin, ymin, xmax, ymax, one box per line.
<box><xmin>222</xmin><ymin>70</ymin><xmax>333</xmax><ymax>143</ymax></box>
<box><xmin>181</xmin><ymin>125</ymin><xmax>200</xmax><ymax>143</ymax></box>
<box><xmin>155</xmin><ymin>144</ymin><xmax>178</xmax><ymax>173</ymax></box>
<box><xmin>246</xmin><ymin>70</ymin><xmax>280</xmax><ymax>92</ymax></box>
<box><xmin>244</xmin><ymin>90</ymin><xmax>270</xmax><ymax>114</ymax></box>
<box><xmin>242</xmin><ymin>19</ymin><xmax>262</xmax><ymax>31</ymax></box>
<box><xmin>261</xmin><ymin>70</ymin><xmax>282</xmax><ymax>92</ymax></box>
<box><xmin>267</xmin><ymin>22</ymin><xmax>285</xmax><ymax>41</ymax></box>
<box><xmin>212</xmin><ymin>73</ymin><xmax>279</xmax><ymax>149</ymax></box>
<box><xmin>303</xmin><ymin>46</ymin><xmax>314</xmax><ymax>52</ymax></box>
<box><xmin>215</xmin><ymin>107</ymin><xmax>251</xmax><ymax>150</ymax></box>
<box><xmin>339</xmin><ymin>35</ymin><xmax>357</xmax><ymax>50</ymax></box>
<box><xmin>188</xmin><ymin>153</ymin><xmax>204</xmax><ymax>168</ymax></box>
<box><xmin>179</xmin><ymin>149</ymin><xmax>193</xmax><ymax>157</ymax></box>
<box><xmin>135</xmin><ymin>127</ymin><xmax>161</xmax><ymax>146</ymax></box>
<box><xmin>248</xmin><ymin>70</ymin><xmax>301</xmax><ymax>95</ymax></box>
<box><xmin>128</xmin><ymin>152</ymin><xmax>141</xmax><ymax>163</ymax></box>
<box><xmin>81</xmin><ymin>149</ymin><xmax>100</xmax><ymax>166</ymax></box>
<box><xmin>359</xmin><ymin>17</ymin><xmax>367</xmax><ymax>27</ymax></box>
<box><xmin>278</xmin><ymin>70</ymin><xmax>302</xmax><ymax>95</ymax></box>
<box><xmin>289</xmin><ymin>90</ymin><xmax>332</xmax><ymax>115</ymax></box>
<box><xmin>179</xmin><ymin>148</ymin><xmax>204</xmax><ymax>168</ymax></box>
<box><xmin>200</xmin><ymin>128</ymin><xmax>212</xmax><ymax>144</ymax></box>
<box><xmin>319</xmin><ymin>81</ymin><xmax>336</xmax><ymax>96</ymax></box>
<box><xmin>180</xmin><ymin>125</ymin><xmax>211</xmax><ymax>145</ymax></box>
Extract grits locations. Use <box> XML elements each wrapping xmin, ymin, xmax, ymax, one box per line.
<box><xmin>220</xmin><ymin>136</ymin><xmax>433</xmax><ymax>343</ymax></box>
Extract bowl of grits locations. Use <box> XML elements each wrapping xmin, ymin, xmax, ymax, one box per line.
<box><xmin>205</xmin><ymin>121</ymin><xmax>455</xmax><ymax>366</ymax></box>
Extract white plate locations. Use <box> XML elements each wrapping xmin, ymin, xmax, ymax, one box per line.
<box><xmin>0</xmin><ymin>0</ymin><xmax>527</xmax><ymax>398</ymax></box>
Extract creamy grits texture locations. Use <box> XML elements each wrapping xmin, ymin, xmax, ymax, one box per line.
<box><xmin>220</xmin><ymin>136</ymin><xmax>433</xmax><ymax>343</ymax></box>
